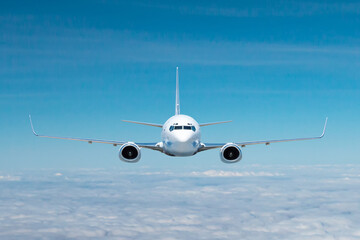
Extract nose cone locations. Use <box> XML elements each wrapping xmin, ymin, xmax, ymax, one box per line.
<box><xmin>176</xmin><ymin>132</ymin><xmax>192</xmax><ymax>143</ymax></box>
<box><xmin>170</xmin><ymin>132</ymin><xmax>197</xmax><ymax>156</ymax></box>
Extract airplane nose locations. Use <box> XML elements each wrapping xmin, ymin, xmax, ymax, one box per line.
<box><xmin>168</xmin><ymin>132</ymin><xmax>196</xmax><ymax>156</ymax></box>
<box><xmin>177</xmin><ymin>133</ymin><xmax>192</xmax><ymax>143</ymax></box>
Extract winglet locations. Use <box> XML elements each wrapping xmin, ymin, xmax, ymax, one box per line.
<box><xmin>320</xmin><ymin>117</ymin><xmax>328</xmax><ymax>138</ymax></box>
<box><xmin>29</xmin><ymin>114</ymin><xmax>39</xmax><ymax>136</ymax></box>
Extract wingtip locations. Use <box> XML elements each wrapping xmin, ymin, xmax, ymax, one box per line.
<box><xmin>320</xmin><ymin>117</ymin><xmax>328</xmax><ymax>138</ymax></box>
<box><xmin>28</xmin><ymin>114</ymin><xmax>38</xmax><ymax>136</ymax></box>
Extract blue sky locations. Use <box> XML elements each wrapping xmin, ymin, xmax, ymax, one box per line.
<box><xmin>1</xmin><ymin>0</ymin><xmax>360</xmax><ymax>169</ymax></box>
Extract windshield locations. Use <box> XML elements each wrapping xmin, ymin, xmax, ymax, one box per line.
<box><xmin>170</xmin><ymin>125</ymin><xmax>196</xmax><ymax>132</ymax></box>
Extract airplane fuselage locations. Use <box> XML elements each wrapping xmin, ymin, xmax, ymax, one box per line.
<box><xmin>161</xmin><ymin>114</ymin><xmax>201</xmax><ymax>156</ymax></box>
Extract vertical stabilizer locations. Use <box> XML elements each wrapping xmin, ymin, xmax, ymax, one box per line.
<box><xmin>175</xmin><ymin>67</ymin><xmax>180</xmax><ymax>115</ymax></box>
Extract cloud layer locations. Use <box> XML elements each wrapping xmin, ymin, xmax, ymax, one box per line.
<box><xmin>0</xmin><ymin>165</ymin><xmax>359</xmax><ymax>239</ymax></box>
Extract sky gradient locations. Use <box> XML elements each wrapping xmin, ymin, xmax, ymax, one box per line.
<box><xmin>1</xmin><ymin>0</ymin><xmax>360</xmax><ymax>169</ymax></box>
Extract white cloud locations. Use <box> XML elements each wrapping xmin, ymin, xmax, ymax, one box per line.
<box><xmin>0</xmin><ymin>165</ymin><xmax>359</xmax><ymax>239</ymax></box>
<box><xmin>0</xmin><ymin>175</ymin><xmax>21</xmax><ymax>181</ymax></box>
<box><xmin>191</xmin><ymin>170</ymin><xmax>283</xmax><ymax>177</ymax></box>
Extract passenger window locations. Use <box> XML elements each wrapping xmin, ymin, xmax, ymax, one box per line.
<box><xmin>174</xmin><ymin>126</ymin><xmax>182</xmax><ymax>130</ymax></box>
<box><xmin>184</xmin><ymin>126</ymin><xmax>191</xmax><ymax>130</ymax></box>
<box><xmin>169</xmin><ymin>126</ymin><xmax>174</xmax><ymax>132</ymax></box>
<box><xmin>191</xmin><ymin>126</ymin><xmax>196</xmax><ymax>132</ymax></box>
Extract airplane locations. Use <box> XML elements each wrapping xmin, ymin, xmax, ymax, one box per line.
<box><xmin>29</xmin><ymin>67</ymin><xmax>327</xmax><ymax>163</ymax></box>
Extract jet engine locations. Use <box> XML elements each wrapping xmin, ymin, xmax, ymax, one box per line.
<box><xmin>119</xmin><ymin>143</ymin><xmax>141</xmax><ymax>163</ymax></box>
<box><xmin>220</xmin><ymin>143</ymin><xmax>242</xmax><ymax>163</ymax></box>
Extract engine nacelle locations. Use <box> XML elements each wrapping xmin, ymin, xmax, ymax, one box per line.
<box><xmin>220</xmin><ymin>143</ymin><xmax>242</xmax><ymax>163</ymax></box>
<box><xmin>119</xmin><ymin>143</ymin><xmax>141</xmax><ymax>163</ymax></box>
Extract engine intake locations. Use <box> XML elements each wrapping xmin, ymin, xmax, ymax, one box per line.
<box><xmin>119</xmin><ymin>143</ymin><xmax>141</xmax><ymax>163</ymax></box>
<box><xmin>220</xmin><ymin>143</ymin><xmax>242</xmax><ymax>163</ymax></box>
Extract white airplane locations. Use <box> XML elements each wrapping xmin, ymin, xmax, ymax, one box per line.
<box><xmin>29</xmin><ymin>67</ymin><xmax>327</xmax><ymax>163</ymax></box>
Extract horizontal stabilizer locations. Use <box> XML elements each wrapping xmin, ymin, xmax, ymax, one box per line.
<box><xmin>122</xmin><ymin>120</ymin><xmax>163</xmax><ymax>128</ymax></box>
<box><xmin>200</xmin><ymin>120</ymin><xmax>232</xmax><ymax>127</ymax></box>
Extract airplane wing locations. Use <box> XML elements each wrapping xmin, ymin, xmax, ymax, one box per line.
<box><xmin>29</xmin><ymin>115</ymin><xmax>163</xmax><ymax>152</ymax></box>
<box><xmin>199</xmin><ymin>118</ymin><xmax>327</xmax><ymax>152</ymax></box>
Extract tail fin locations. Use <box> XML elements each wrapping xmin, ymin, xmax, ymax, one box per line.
<box><xmin>175</xmin><ymin>67</ymin><xmax>180</xmax><ymax>115</ymax></box>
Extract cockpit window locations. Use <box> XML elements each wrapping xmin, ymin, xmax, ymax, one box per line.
<box><xmin>170</xmin><ymin>125</ymin><xmax>196</xmax><ymax>131</ymax></box>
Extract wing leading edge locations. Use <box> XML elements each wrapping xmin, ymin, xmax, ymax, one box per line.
<box><xmin>200</xmin><ymin>118</ymin><xmax>327</xmax><ymax>151</ymax></box>
<box><xmin>29</xmin><ymin>115</ymin><xmax>162</xmax><ymax>151</ymax></box>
